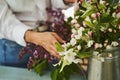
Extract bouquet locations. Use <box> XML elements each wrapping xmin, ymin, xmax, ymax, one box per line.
<box><xmin>19</xmin><ymin>0</ymin><xmax>120</xmax><ymax>80</ymax></box>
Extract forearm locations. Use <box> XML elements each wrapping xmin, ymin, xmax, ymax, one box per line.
<box><xmin>0</xmin><ymin>0</ymin><xmax>32</xmax><ymax>46</ymax></box>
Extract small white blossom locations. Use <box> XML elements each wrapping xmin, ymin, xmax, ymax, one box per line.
<box><xmin>114</xmin><ymin>30</ymin><xmax>117</xmax><ymax>33</ymax></box>
<box><xmin>112</xmin><ymin>12</ymin><xmax>116</xmax><ymax>17</ymax></box>
<box><xmin>85</xmin><ymin>17</ymin><xmax>91</xmax><ymax>21</ymax></box>
<box><xmin>119</xmin><ymin>25</ymin><xmax>120</xmax><ymax>29</ymax></box>
<box><xmin>77</xmin><ymin>45</ymin><xmax>81</xmax><ymax>50</ymax></box>
<box><xmin>111</xmin><ymin>41</ymin><xmax>119</xmax><ymax>47</ymax></box>
<box><xmin>75</xmin><ymin>16</ymin><xmax>79</xmax><ymax>19</ymax></box>
<box><xmin>72</xmin><ymin>29</ymin><xmax>77</xmax><ymax>34</ymax></box>
<box><xmin>99</xmin><ymin>44</ymin><xmax>103</xmax><ymax>48</ymax></box>
<box><xmin>70</xmin><ymin>38</ymin><xmax>76</xmax><ymax>46</ymax></box>
<box><xmin>93</xmin><ymin>51</ymin><xmax>99</xmax><ymax>56</ymax></box>
<box><xmin>94</xmin><ymin>43</ymin><xmax>103</xmax><ymax>49</ymax></box>
<box><xmin>87</xmin><ymin>40</ymin><xmax>94</xmax><ymax>47</ymax></box>
<box><xmin>108</xmin><ymin>28</ymin><xmax>112</xmax><ymax>32</ymax></box>
<box><xmin>74</xmin><ymin>4</ymin><xmax>79</xmax><ymax>12</ymax></box>
<box><xmin>91</xmin><ymin>13</ymin><xmax>96</xmax><ymax>19</ymax></box>
<box><xmin>104</xmin><ymin>43</ymin><xmax>107</xmax><ymax>47</ymax></box>
<box><xmin>87</xmin><ymin>31</ymin><xmax>92</xmax><ymax>36</ymax></box>
<box><xmin>105</xmin><ymin>40</ymin><xmax>108</xmax><ymax>43</ymax></box>
<box><xmin>78</xmin><ymin>27</ymin><xmax>85</xmax><ymax>32</ymax></box>
<box><xmin>82</xmin><ymin>21</ymin><xmax>87</xmax><ymax>27</ymax></box>
<box><xmin>116</xmin><ymin>12</ymin><xmax>120</xmax><ymax>18</ymax></box>
<box><xmin>71</xmin><ymin>19</ymin><xmax>77</xmax><ymax>24</ymax></box>
<box><xmin>100</xmin><ymin>27</ymin><xmax>106</xmax><ymax>32</ymax></box>
<box><xmin>93</xmin><ymin>20</ymin><xmax>97</xmax><ymax>23</ymax></box>
<box><xmin>94</xmin><ymin>43</ymin><xmax>99</xmax><ymax>49</ymax></box>
<box><xmin>71</xmin><ymin>34</ymin><xmax>75</xmax><ymax>38</ymax></box>
<box><xmin>75</xmin><ymin>34</ymin><xmax>81</xmax><ymax>39</ymax></box>
<box><xmin>59</xmin><ymin>49</ymin><xmax>80</xmax><ymax>65</ymax></box>
<box><xmin>75</xmin><ymin>23</ymin><xmax>80</xmax><ymax>28</ymax></box>
<box><xmin>106</xmin><ymin>45</ymin><xmax>112</xmax><ymax>50</ymax></box>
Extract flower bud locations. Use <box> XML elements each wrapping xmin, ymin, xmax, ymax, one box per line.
<box><xmin>91</xmin><ymin>13</ymin><xmax>96</xmax><ymax>19</ymax></box>
<box><xmin>75</xmin><ymin>23</ymin><xmax>80</xmax><ymax>28</ymax></box>
<box><xmin>108</xmin><ymin>28</ymin><xmax>112</xmax><ymax>32</ymax></box>
<box><xmin>96</xmin><ymin>12</ymin><xmax>100</xmax><ymax>17</ymax></box>
<box><xmin>71</xmin><ymin>19</ymin><xmax>77</xmax><ymax>24</ymax></box>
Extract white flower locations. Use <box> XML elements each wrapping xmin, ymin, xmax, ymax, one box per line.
<box><xmin>100</xmin><ymin>1</ymin><xmax>106</xmax><ymax>4</ymax></box>
<box><xmin>87</xmin><ymin>40</ymin><xmax>94</xmax><ymax>47</ymax></box>
<box><xmin>78</xmin><ymin>27</ymin><xmax>85</xmax><ymax>32</ymax></box>
<box><xmin>94</xmin><ymin>43</ymin><xmax>103</xmax><ymax>49</ymax></box>
<box><xmin>119</xmin><ymin>25</ymin><xmax>120</xmax><ymax>30</ymax></box>
<box><xmin>82</xmin><ymin>21</ymin><xmax>87</xmax><ymax>27</ymax></box>
<box><xmin>63</xmin><ymin>49</ymin><xmax>80</xmax><ymax>65</ymax></box>
<box><xmin>94</xmin><ymin>43</ymin><xmax>99</xmax><ymax>49</ymax></box>
<box><xmin>71</xmin><ymin>34</ymin><xmax>75</xmax><ymax>38</ymax></box>
<box><xmin>77</xmin><ymin>45</ymin><xmax>81</xmax><ymax>50</ymax></box>
<box><xmin>112</xmin><ymin>12</ymin><xmax>116</xmax><ymax>17</ymax></box>
<box><xmin>108</xmin><ymin>28</ymin><xmax>112</xmax><ymax>32</ymax></box>
<box><xmin>74</xmin><ymin>23</ymin><xmax>80</xmax><ymax>28</ymax></box>
<box><xmin>85</xmin><ymin>17</ymin><xmax>90</xmax><ymax>21</ymax></box>
<box><xmin>100</xmin><ymin>27</ymin><xmax>106</xmax><ymax>32</ymax></box>
<box><xmin>116</xmin><ymin>12</ymin><xmax>120</xmax><ymax>18</ymax></box>
<box><xmin>111</xmin><ymin>41</ymin><xmax>119</xmax><ymax>47</ymax></box>
<box><xmin>87</xmin><ymin>31</ymin><xmax>92</xmax><ymax>36</ymax></box>
<box><xmin>99</xmin><ymin>44</ymin><xmax>103</xmax><ymax>48</ymax></box>
<box><xmin>106</xmin><ymin>45</ymin><xmax>112</xmax><ymax>50</ymax></box>
<box><xmin>70</xmin><ymin>38</ymin><xmax>76</xmax><ymax>46</ymax></box>
<box><xmin>58</xmin><ymin>48</ymin><xmax>80</xmax><ymax>72</ymax></box>
<box><xmin>71</xmin><ymin>19</ymin><xmax>77</xmax><ymax>24</ymax></box>
<box><xmin>74</xmin><ymin>27</ymin><xmax>84</xmax><ymax>39</ymax></box>
<box><xmin>72</xmin><ymin>29</ymin><xmax>77</xmax><ymax>34</ymax></box>
<box><xmin>91</xmin><ymin>13</ymin><xmax>96</xmax><ymax>19</ymax></box>
<box><xmin>93</xmin><ymin>20</ymin><xmax>97</xmax><ymax>23</ymax></box>
<box><xmin>75</xmin><ymin>34</ymin><xmax>81</xmax><ymax>39</ymax></box>
<box><xmin>75</xmin><ymin>16</ymin><xmax>79</xmax><ymax>19</ymax></box>
<box><xmin>93</xmin><ymin>51</ymin><xmax>99</xmax><ymax>56</ymax></box>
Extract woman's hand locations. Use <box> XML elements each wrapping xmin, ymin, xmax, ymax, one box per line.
<box><xmin>24</xmin><ymin>30</ymin><xmax>65</xmax><ymax>59</ymax></box>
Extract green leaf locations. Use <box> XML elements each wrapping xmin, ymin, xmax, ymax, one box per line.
<box><xmin>51</xmin><ymin>69</ymin><xmax>58</xmax><ymax>80</ymax></box>
<box><xmin>54</xmin><ymin>42</ymin><xmax>63</xmax><ymax>52</ymax></box>
<box><xmin>78</xmin><ymin>52</ymin><xmax>91</xmax><ymax>58</ymax></box>
<box><xmin>81</xmin><ymin>8</ymin><xmax>95</xmax><ymax>18</ymax></box>
<box><xmin>33</xmin><ymin>59</ymin><xmax>48</xmax><ymax>75</ymax></box>
<box><xmin>84</xmin><ymin>20</ymin><xmax>94</xmax><ymax>27</ymax></box>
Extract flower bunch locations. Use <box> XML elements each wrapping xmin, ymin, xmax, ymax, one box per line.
<box><xmin>19</xmin><ymin>0</ymin><xmax>120</xmax><ymax>80</ymax></box>
<box><xmin>53</xmin><ymin>0</ymin><xmax>120</xmax><ymax>79</ymax></box>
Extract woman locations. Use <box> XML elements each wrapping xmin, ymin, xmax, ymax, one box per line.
<box><xmin>0</xmin><ymin>0</ymin><xmax>76</xmax><ymax>67</ymax></box>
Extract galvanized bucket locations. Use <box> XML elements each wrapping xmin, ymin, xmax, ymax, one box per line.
<box><xmin>88</xmin><ymin>47</ymin><xmax>120</xmax><ymax>80</ymax></box>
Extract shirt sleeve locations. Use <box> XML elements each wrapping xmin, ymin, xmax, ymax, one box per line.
<box><xmin>0</xmin><ymin>0</ymin><xmax>32</xmax><ymax>46</ymax></box>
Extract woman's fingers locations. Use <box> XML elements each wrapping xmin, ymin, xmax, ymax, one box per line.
<box><xmin>52</xmin><ymin>32</ymin><xmax>65</xmax><ymax>43</ymax></box>
<box><xmin>42</xmin><ymin>41</ymin><xmax>60</xmax><ymax>59</ymax></box>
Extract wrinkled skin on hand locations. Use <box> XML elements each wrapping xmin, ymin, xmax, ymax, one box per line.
<box><xmin>24</xmin><ymin>30</ymin><xmax>65</xmax><ymax>59</ymax></box>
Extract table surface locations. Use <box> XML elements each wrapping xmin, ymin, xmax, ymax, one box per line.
<box><xmin>0</xmin><ymin>66</ymin><xmax>87</xmax><ymax>80</ymax></box>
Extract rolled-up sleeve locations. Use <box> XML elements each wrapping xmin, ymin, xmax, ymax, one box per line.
<box><xmin>0</xmin><ymin>0</ymin><xmax>32</xmax><ymax>46</ymax></box>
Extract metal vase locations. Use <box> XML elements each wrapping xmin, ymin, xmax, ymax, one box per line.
<box><xmin>88</xmin><ymin>47</ymin><xmax>120</xmax><ymax>80</ymax></box>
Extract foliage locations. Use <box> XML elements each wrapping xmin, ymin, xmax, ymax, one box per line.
<box><xmin>19</xmin><ymin>0</ymin><xmax>120</xmax><ymax>80</ymax></box>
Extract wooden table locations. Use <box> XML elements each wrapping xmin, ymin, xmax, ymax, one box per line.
<box><xmin>0</xmin><ymin>66</ymin><xmax>87</xmax><ymax>80</ymax></box>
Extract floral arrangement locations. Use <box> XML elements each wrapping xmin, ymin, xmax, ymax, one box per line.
<box><xmin>19</xmin><ymin>0</ymin><xmax>120</xmax><ymax>80</ymax></box>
